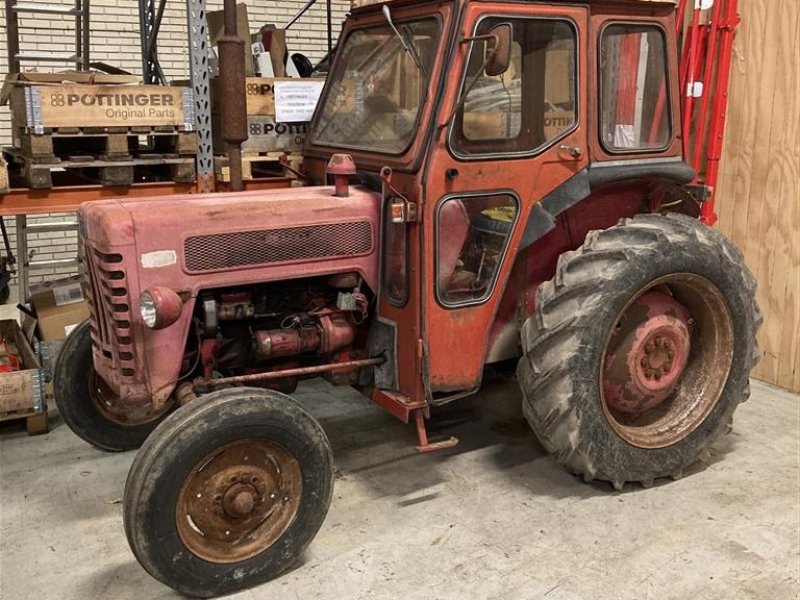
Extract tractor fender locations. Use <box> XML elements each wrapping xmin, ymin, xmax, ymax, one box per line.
<box><xmin>519</xmin><ymin>159</ymin><xmax>696</xmax><ymax>250</ymax></box>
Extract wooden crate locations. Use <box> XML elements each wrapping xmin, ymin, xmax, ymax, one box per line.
<box><xmin>7</xmin><ymin>84</ymin><xmax>194</xmax><ymax>131</ymax></box>
<box><xmin>213</xmin><ymin>115</ymin><xmax>309</xmax><ymax>154</ymax></box>
<box><xmin>0</xmin><ymin>319</ymin><xmax>47</xmax><ymax>436</ymax></box>
<box><xmin>209</xmin><ymin>77</ymin><xmax>322</xmax><ymax>154</ymax></box>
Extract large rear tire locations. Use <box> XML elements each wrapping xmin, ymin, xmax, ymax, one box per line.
<box><xmin>124</xmin><ymin>388</ymin><xmax>334</xmax><ymax>598</ymax></box>
<box><xmin>517</xmin><ymin>213</ymin><xmax>761</xmax><ymax>490</ymax></box>
<box><xmin>53</xmin><ymin>319</ymin><xmax>172</xmax><ymax>451</ymax></box>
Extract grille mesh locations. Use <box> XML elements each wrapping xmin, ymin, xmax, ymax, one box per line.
<box><xmin>184</xmin><ymin>221</ymin><xmax>373</xmax><ymax>273</ymax></box>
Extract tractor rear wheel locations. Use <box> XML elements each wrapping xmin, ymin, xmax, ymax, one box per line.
<box><xmin>517</xmin><ymin>213</ymin><xmax>761</xmax><ymax>490</ymax></box>
<box><xmin>54</xmin><ymin>319</ymin><xmax>173</xmax><ymax>451</ymax></box>
<box><xmin>123</xmin><ymin>387</ymin><xmax>333</xmax><ymax>598</ymax></box>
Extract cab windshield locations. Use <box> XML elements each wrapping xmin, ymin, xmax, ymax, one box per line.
<box><xmin>311</xmin><ymin>17</ymin><xmax>440</xmax><ymax>154</ymax></box>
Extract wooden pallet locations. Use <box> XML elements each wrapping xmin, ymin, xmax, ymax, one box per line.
<box><xmin>3</xmin><ymin>146</ymin><xmax>196</xmax><ymax>189</ymax></box>
<box><xmin>0</xmin><ymin>409</ymin><xmax>48</xmax><ymax>435</ymax></box>
<box><xmin>13</xmin><ymin>126</ymin><xmax>197</xmax><ymax>159</ymax></box>
<box><xmin>214</xmin><ymin>151</ymin><xmax>303</xmax><ymax>183</ymax></box>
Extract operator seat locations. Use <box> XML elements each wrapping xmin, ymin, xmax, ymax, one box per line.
<box><xmin>437</xmin><ymin>199</ymin><xmax>471</xmax><ymax>293</ymax></box>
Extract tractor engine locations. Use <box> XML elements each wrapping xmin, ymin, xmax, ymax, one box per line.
<box><xmin>189</xmin><ymin>274</ymin><xmax>371</xmax><ymax>393</ymax></box>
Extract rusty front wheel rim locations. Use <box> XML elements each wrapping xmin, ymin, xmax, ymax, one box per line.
<box><xmin>89</xmin><ymin>370</ymin><xmax>170</xmax><ymax>427</ymax></box>
<box><xmin>600</xmin><ymin>274</ymin><xmax>735</xmax><ymax>449</ymax></box>
<box><xmin>176</xmin><ymin>438</ymin><xmax>303</xmax><ymax>564</ymax></box>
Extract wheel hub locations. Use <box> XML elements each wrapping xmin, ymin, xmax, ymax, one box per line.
<box><xmin>222</xmin><ymin>482</ymin><xmax>257</xmax><ymax>517</ymax></box>
<box><xmin>176</xmin><ymin>439</ymin><xmax>302</xmax><ymax>564</ymax></box>
<box><xmin>603</xmin><ymin>290</ymin><xmax>691</xmax><ymax>414</ymax></box>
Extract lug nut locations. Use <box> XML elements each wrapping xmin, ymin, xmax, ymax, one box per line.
<box><xmin>645</xmin><ymin>343</ymin><xmax>655</xmax><ymax>353</ymax></box>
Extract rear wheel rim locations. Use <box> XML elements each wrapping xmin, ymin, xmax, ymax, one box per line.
<box><xmin>600</xmin><ymin>274</ymin><xmax>734</xmax><ymax>449</ymax></box>
<box><xmin>176</xmin><ymin>438</ymin><xmax>303</xmax><ymax>564</ymax></box>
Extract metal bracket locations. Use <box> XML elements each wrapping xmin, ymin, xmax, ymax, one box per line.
<box><xmin>181</xmin><ymin>88</ymin><xmax>196</xmax><ymax>132</ymax></box>
<box><xmin>24</xmin><ymin>87</ymin><xmax>44</xmax><ymax>135</ymax></box>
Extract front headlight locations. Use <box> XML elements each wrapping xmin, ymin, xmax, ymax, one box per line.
<box><xmin>140</xmin><ymin>291</ymin><xmax>157</xmax><ymax>328</ymax></box>
<box><xmin>139</xmin><ymin>287</ymin><xmax>183</xmax><ymax>329</ymax></box>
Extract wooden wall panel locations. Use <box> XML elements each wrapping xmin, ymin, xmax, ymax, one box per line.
<box><xmin>716</xmin><ymin>0</ymin><xmax>799</xmax><ymax>392</ymax></box>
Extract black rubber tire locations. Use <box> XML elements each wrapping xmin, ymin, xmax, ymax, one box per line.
<box><xmin>517</xmin><ymin>213</ymin><xmax>762</xmax><ymax>490</ymax></box>
<box><xmin>123</xmin><ymin>388</ymin><xmax>334</xmax><ymax>598</ymax></box>
<box><xmin>0</xmin><ymin>284</ymin><xmax>10</xmax><ymax>304</ymax></box>
<box><xmin>53</xmin><ymin>319</ymin><xmax>171</xmax><ymax>451</ymax></box>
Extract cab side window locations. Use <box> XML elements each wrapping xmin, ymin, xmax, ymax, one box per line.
<box><xmin>436</xmin><ymin>194</ymin><xmax>518</xmax><ymax>306</ymax></box>
<box><xmin>452</xmin><ymin>17</ymin><xmax>577</xmax><ymax>157</ymax></box>
<box><xmin>599</xmin><ymin>24</ymin><xmax>671</xmax><ymax>151</ymax></box>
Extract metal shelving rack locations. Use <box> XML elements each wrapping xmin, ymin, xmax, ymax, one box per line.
<box><xmin>4</xmin><ymin>0</ymin><xmax>91</xmax><ymax>298</ymax></box>
<box><xmin>1</xmin><ymin>0</ymin><xmax>334</xmax><ymax>297</ymax></box>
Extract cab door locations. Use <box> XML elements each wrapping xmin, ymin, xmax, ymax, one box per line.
<box><xmin>422</xmin><ymin>3</ymin><xmax>589</xmax><ymax>395</ymax></box>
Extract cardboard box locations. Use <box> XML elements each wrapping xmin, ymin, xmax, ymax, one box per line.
<box><xmin>207</xmin><ymin>3</ymin><xmax>256</xmax><ymax>76</ymax></box>
<box><xmin>29</xmin><ymin>276</ymin><xmax>89</xmax><ymax>342</ymax></box>
<box><xmin>0</xmin><ymin>71</ymin><xmax>140</xmax><ymax>105</ymax></box>
<box><xmin>0</xmin><ymin>319</ymin><xmax>45</xmax><ymax>420</ymax></box>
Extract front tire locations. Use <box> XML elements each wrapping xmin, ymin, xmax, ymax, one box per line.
<box><xmin>53</xmin><ymin>319</ymin><xmax>172</xmax><ymax>451</ymax></box>
<box><xmin>124</xmin><ymin>388</ymin><xmax>334</xmax><ymax>598</ymax></box>
<box><xmin>517</xmin><ymin>213</ymin><xmax>761</xmax><ymax>490</ymax></box>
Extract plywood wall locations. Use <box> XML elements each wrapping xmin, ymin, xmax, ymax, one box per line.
<box><xmin>715</xmin><ymin>0</ymin><xmax>799</xmax><ymax>392</ymax></box>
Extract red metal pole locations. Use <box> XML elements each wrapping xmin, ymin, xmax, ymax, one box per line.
<box><xmin>700</xmin><ymin>0</ymin><xmax>740</xmax><ymax>225</ymax></box>
<box><xmin>194</xmin><ymin>357</ymin><xmax>385</xmax><ymax>388</ymax></box>
<box><xmin>681</xmin><ymin>4</ymin><xmax>702</xmax><ymax>157</ymax></box>
<box><xmin>691</xmin><ymin>0</ymin><xmax>723</xmax><ymax>173</ymax></box>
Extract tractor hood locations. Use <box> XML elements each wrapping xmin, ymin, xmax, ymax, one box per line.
<box><xmin>79</xmin><ymin>185</ymin><xmax>382</xmax><ymax>295</ymax></box>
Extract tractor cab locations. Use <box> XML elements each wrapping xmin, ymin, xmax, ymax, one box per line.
<box><xmin>301</xmin><ymin>0</ymin><xmax>686</xmax><ymax>426</ymax></box>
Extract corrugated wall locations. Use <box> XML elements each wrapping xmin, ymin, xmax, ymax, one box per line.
<box><xmin>716</xmin><ymin>0</ymin><xmax>799</xmax><ymax>392</ymax></box>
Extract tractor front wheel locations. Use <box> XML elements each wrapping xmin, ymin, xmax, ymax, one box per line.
<box><xmin>123</xmin><ymin>388</ymin><xmax>333</xmax><ymax>598</ymax></box>
<box><xmin>517</xmin><ymin>213</ymin><xmax>761</xmax><ymax>490</ymax></box>
<box><xmin>53</xmin><ymin>319</ymin><xmax>173</xmax><ymax>451</ymax></box>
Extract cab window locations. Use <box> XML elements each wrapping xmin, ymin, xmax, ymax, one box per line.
<box><xmin>451</xmin><ymin>17</ymin><xmax>577</xmax><ymax>157</ymax></box>
<box><xmin>436</xmin><ymin>194</ymin><xmax>518</xmax><ymax>306</ymax></box>
<box><xmin>599</xmin><ymin>23</ymin><xmax>671</xmax><ymax>151</ymax></box>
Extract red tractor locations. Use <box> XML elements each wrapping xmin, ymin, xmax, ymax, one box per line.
<box><xmin>54</xmin><ymin>0</ymin><xmax>758</xmax><ymax>596</ymax></box>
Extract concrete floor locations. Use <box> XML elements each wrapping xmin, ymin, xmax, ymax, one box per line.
<box><xmin>0</xmin><ymin>377</ymin><xmax>798</xmax><ymax>600</ymax></box>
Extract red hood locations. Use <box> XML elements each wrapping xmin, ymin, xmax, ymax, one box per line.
<box><xmin>80</xmin><ymin>184</ymin><xmax>382</xmax><ymax>293</ymax></box>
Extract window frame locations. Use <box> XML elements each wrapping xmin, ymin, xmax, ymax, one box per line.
<box><xmin>447</xmin><ymin>14</ymin><xmax>580</xmax><ymax>161</ymax></box>
<box><xmin>434</xmin><ymin>190</ymin><xmax>521</xmax><ymax>309</ymax></box>
<box><xmin>308</xmin><ymin>15</ymin><xmax>443</xmax><ymax>157</ymax></box>
<box><xmin>597</xmin><ymin>20</ymin><xmax>674</xmax><ymax>155</ymax></box>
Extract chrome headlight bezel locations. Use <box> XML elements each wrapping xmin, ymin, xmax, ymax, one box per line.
<box><xmin>139</xmin><ymin>287</ymin><xmax>183</xmax><ymax>329</ymax></box>
<box><xmin>139</xmin><ymin>290</ymin><xmax>158</xmax><ymax>328</ymax></box>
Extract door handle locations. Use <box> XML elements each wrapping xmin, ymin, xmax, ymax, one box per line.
<box><xmin>559</xmin><ymin>145</ymin><xmax>583</xmax><ymax>159</ymax></box>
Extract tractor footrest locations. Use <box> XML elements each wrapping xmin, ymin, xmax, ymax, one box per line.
<box><xmin>413</xmin><ymin>409</ymin><xmax>458</xmax><ymax>453</ymax></box>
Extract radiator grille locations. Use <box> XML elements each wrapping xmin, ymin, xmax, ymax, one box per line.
<box><xmin>184</xmin><ymin>221</ymin><xmax>374</xmax><ymax>273</ymax></box>
<box><xmin>84</xmin><ymin>246</ymin><xmax>135</xmax><ymax>379</ymax></box>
